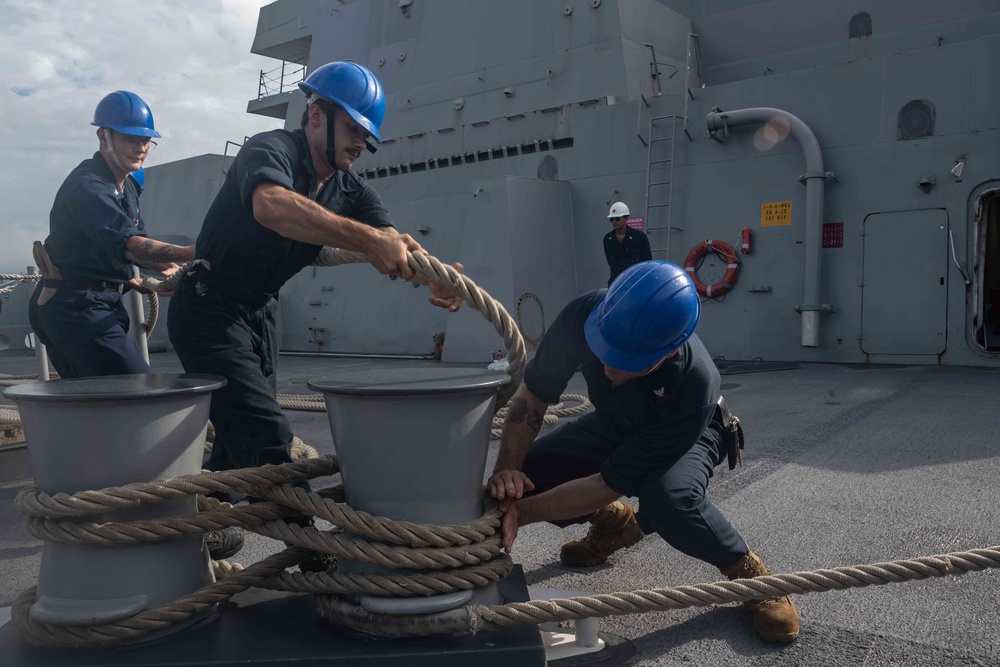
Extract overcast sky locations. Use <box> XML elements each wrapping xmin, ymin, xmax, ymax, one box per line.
<box><xmin>0</xmin><ymin>0</ymin><xmax>284</xmax><ymax>273</ymax></box>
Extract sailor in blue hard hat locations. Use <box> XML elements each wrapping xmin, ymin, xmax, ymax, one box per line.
<box><xmin>28</xmin><ymin>90</ymin><xmax>193</xmax><ymax>379</ymax></box>
<box><xmin>166</xmin><ymin>61</ymin><xmax>464</xmax><ymax>568</ymax></box>
<box><xmin>488</xmin><ymin>261</ymin><xmax>801</xmax><ymax>643</ymax></box>
<box><xmin>298</xmin><ymin>60</ymin><xmax>386</xmax><ymax>169</ymax></box>
<box><xmin>92</xmin><ymin>90</ymin><xmax>161</xmax><ymax>174</ymax></box>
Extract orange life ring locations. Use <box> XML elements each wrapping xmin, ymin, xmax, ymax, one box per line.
<box><xmin>683</xmin><ymin>240</ymin><xmax>740</xmax><ymax>298</ymax></box>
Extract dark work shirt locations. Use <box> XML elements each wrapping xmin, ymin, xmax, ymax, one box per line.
<box><xmin>194</xmin><ymin>128</ymin><xmax>394</xmax><ymax>298</ymax></box>
<box><xmin>603</xmin><ymin>228</ymin><xmax>652</xmax><ymax>285</ymax></box>
<box><xmin>524</xmin><ymin>290</ymin><xmax>721</xmax><ymax>497</ymax></box>
<box><xmin>45</xmin><ymin>152</ymin><xmax>147</xmax><ymax>283</ymax></box>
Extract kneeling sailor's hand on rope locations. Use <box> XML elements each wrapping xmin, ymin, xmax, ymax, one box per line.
<box><xmin>488</xmin><ymin>470</ymin><xmax>535</xmax><ymax>502</ymax></box>
<box><xmin>498</xmin><ymin>498</ymin><xmax>521</xmax><ymax>554</ymax></box>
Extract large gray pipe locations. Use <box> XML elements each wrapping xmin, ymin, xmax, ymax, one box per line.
<box><xmin>706</xmin><ymin>108</ymin><xmax>831</xmax><ymax>347</ymax></box>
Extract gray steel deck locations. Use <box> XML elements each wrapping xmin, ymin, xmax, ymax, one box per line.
<box><xmin>1</xmin><ymin>350</ymin><xmax>998</xmax><ymax>665</ymax></box>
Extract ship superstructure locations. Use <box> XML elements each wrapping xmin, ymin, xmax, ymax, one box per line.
<box><xmin>4</xmin><ymin>0</ymin><xmax>998</xmax><ymax>368</ymax></box>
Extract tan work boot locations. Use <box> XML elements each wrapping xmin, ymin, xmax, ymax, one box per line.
<box><xmin>560</xmin><ymin>502</ymin><xmax>645</xmax><ymax>567</ymax></box>
<box><xmin>720</xmin><ymin>550</ymin><xmax>800</xmax><ymax>643</ymax></box>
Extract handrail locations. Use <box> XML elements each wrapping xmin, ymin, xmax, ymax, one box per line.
<box><xmin>258</xmin><ymin>60</ymin><xmax>306</xmax><ymax>100</ymax></box>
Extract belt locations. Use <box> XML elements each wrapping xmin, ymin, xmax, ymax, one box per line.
<box><xmin>42</xmin><ymin>279</ymin><xmax>124</xmax><ymax>293</ymax></box>
<box><xmin>717</xmin><ymin>396</ymin><xmax>745</xmax><ymax>470</ymax></box>
<box><xmin>185</xmin><ymin>271</ymin><xmax>274</xmax><ymax>309</ymax></box>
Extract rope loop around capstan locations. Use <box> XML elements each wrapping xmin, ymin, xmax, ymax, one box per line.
<box><xmin>10</xmin><ymin>245</ymin><xmax>1000</xmax><ymax>646</ymax></box>
<box><xmin>12</xmin><ymin>441</ymin><xmax>1000</xmax><ymax>644</ymax></box>
<box><xmin>10</xmin><ymin>456</ymin><xmax>514</xmax><ymax>646</ymax></box>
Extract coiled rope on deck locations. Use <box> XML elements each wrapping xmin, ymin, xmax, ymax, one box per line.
<box><xmin>13</xmin><ymin>457</ymin><xmax>1000</xmax><ymax>644</ymax></box>
<box><xmin>12</xmin><ymin>455</ymin><xmax>514</xmax><ymax>646</ymax></box>
<box><xmin>10</xmin><ymin>246</ymin><xmax>1000</xmax><ymax>647</ymax></box>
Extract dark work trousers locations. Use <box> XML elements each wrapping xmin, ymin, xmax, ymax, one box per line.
<box><xmin>28</xmin><ymin>282</ymin><xmax>152</xmax><ymax>379</ymax></box>
<box><xmin>521</xmin><ymin>410</ymin><xmax>748</xmax><ymax>569</ymax></box>
<box><xmin>168</xmin><ymin>278</ymin><xmax>298</xmax><ymax>477</ymax></box>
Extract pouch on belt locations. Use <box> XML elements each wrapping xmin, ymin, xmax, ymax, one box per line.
<box><xmin>717</xmin><ymin>396</ymin><xmax>745</xmax><ymax>470</ymax></box>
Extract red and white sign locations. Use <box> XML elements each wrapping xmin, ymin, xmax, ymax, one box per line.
<box><xmin>626</xmin><ymin>216</ymin><xmax>645</xmax><ymax>232</ymax></box>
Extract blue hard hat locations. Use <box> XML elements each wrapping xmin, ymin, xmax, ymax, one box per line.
<box><xmin>130</xmin><ymin>168</ymin><xmax>144</xmax><ymax>189</ymax></box>
<box><xmin>298</xmin><ymin>61</ymin><xmax>386</xmax><ymax>143</ymax></box>
<box><xmin>91</xmin><ymin>90</ymin><xmax>161</xmax><ymax>138</ymax></box>
<box><xmin>584</xmin><ymin>261</ymin><xmax>701</xmax><ymax>372</ymax></box>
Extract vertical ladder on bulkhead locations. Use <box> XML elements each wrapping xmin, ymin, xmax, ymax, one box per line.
<box><xmin>644</xmin><ymin>114</ymin><xmax>680</xmax><ymax>259</ymax></box>
<box><xmin>640</xmin><ymin>33</ymin><xmax>700</xmax><ymax>260</ymax></box>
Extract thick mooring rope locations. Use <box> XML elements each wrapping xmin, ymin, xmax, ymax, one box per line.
<box><xmin>0</xmin><ymin>274</ymin><xmax>42</xmax><ymax>282</ymax></box>
<box><xmin>11</xmin><ymin>455</ymin><xmax>514</xmax><ymax>646</ymax></box>
<box><xmin>314</xmin><ymin>545</ymin><xmax>1000</xmax><ymax>637</ymax></box>
<box><xmin>1</xmin><ymin>243</ymin><xmax>532</xmax><ymax>441</ymax></box>
<box><xmin>137</xmin><ymin>247</ymin><xmax>526</xmax><ymax>408</ymax></box>
<box><xmin>144</xmin><ymin>289</ymin><xmax>158</xmax><ymax>336</ymax></box>
<box><xmin>311</xmin><ymin>247</ymin><xmax>525</xmax><ymax>408</ymax></box>
<box><xmin>12</xmin><ymin>548</ymin><xmax>308</xmax><ymax>646</ymax></box>
<box><xmin>10</xmin><ymin>246</ymin><xmax>1000</xmax><ymax>647</ymax></box>
<box><xmin>14</xmin><ymin>450</ymin><xmax>1000</xmax><ymax>645</ymax></box>
<box><xmin>0</xmin><ymin>271</ymin><xmax>157</xmax><ymax>337</ymax></box>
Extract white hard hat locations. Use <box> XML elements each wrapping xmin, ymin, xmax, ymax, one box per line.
<box><xmin>608</xmin><ymin>202</ymin><xmax>630</xmax><ymax>218</ymax></box>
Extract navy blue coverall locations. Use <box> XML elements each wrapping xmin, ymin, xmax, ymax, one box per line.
<box><xmin>28</xmin><ymin>153</ymin><xmax>151</xmax><ymax>378</ymax></box>
<box><xmin>520</xmin><ymin>291</ymin><xmax>748</xmax><ymax>569</ymax></box>
<box><xmin>168</xmin><ymin>128</ymin><xmax>393</xmax><ymax>473</ymax></box>
<box><xmin>603</xmin><ymin>227</ymin><xmax>652</xmax><ymax>286</ymax></box>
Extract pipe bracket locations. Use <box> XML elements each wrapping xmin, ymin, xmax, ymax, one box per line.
<box><xmin>798</xmin><ymin>171</ymin><xmax>836</xmax><ymax>183</ymax></box>
<box><xmin>795</xmin><ymin>304</ymin><xmax>834</xmax><ymax>313</ymax></box>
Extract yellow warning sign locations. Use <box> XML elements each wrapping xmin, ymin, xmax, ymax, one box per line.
<box><xmin>761</xmin><ymin>201</ymin><xmax>792</xmax><ymax>227</ymax></box>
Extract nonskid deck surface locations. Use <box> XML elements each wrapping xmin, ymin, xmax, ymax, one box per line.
<box><xmin>1</xmin><ymin>350</ymin><xmax>998</xmax><ymax>666</ymax></box>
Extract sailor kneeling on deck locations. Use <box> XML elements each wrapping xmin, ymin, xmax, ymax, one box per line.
<box><xmin>488</xmin><ymin>261</ymin><xmax>800</xmax><ymax>643</ymax></box>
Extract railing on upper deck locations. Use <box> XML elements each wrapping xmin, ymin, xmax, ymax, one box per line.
<box><xmin>258</xmin><ymin>60</ymin><xmax>306</xmax><ymax>100</ymax></box>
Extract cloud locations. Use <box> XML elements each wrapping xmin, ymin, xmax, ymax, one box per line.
<box><xmin>0</xmin><ymin>0</ymin><xmax>284</xmax><ymax>273</ymax></box>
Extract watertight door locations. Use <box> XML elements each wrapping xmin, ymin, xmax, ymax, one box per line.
<box><xmin>861</xmin><ymin>209</ymin><xmax>948</xmax><ymax>355</ymax></box>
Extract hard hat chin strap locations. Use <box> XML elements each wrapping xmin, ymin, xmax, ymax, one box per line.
<box><xmin>324</xmin><ymin>104</ymin><xmax>339</xmax><ymax>170</ymax></box>
<box><xmin>102</xmin><ymin>129</ymin><xmax>129</xmax><ymax>175</ymax></box>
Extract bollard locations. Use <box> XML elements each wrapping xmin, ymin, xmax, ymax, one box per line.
<box><xmin>309</xmin><ymin>363</ymin><xmax>509</xmax><ymax>617</ymax></box>
<box><xmin>4</xmin><ymin>373</ymin><xmax>226</xmax><ymax>639</ymax></box>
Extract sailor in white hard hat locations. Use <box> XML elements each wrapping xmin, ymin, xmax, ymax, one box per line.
<box><xmin>602</xmin><ymin>202</ymin><xmax>651</xmax><ymax>286</ymax></box>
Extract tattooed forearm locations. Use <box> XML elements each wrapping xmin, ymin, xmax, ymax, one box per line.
<box><xmin>124</xmin><ymin>237</ymin><xmax>195</xmax><ymax>264</ymax></box>
<box><xmin>506</xmin><ymin>398</ymin><xmax>544</xmax><ymax>433</ymax></box>
<box><xmin>527</xmin><ymin>409</ymin><xmax>544</xmax><ymax>433</ymax></box>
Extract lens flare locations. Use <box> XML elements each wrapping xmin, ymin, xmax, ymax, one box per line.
<box><xmin>753</xmin><ymin>117</ymin><xmax>791</xmax><ymax>151</ymax></box>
